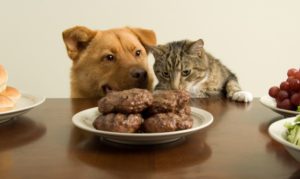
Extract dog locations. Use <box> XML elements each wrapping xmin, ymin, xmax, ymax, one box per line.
<box><xmin>62</xmin><ymin>26</ymin><xmax>156</xmax><ymax>98</ymax></box>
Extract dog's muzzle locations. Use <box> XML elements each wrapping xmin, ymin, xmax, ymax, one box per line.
<box><xmin>129</xmin><ymin>68</ymin><xmax>148</xmax><ymax>81</ymax></box>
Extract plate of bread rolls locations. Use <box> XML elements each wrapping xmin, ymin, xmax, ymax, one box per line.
<box><xmin>0</xmin><ymin>65</ymin><xmax>45</xmax><ymax>123</ymax></box>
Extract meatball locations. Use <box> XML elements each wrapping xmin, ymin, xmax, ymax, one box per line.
<box><xmin>93</xmin><ymin>113</ymin><xmax>143</xmax><ymax>133</ymax></box>
<box><xmin>143</xmin><ymin>113</ymin><xmax>193</xmax><ymax>133</ymax></box>
<box><xmin>176</xmin><ymin>114</ymin><xmax>193</xmax><ymax>130</ymax></box>
<box><xmin>147</xmin><ymin>90</ymin><xmax>190</xmax><ymax>114</ymax></box>
<box><xmin>98</xmin><ymin>88</ymin><xmax>153</xmax><ymax>114</ymax></box>
<box><xmin>177</xmin><ymin>105</ymin><xmax>192</xmax><ymax>115</ymax></box>
<box><xmin>94</xmin><ymin>88</ymin><xmax>193</xmax><ymax>134</ymax></box>
<box><xmin>144</xmin><ymin>113</ymin><xmax>178</xmax><ymax>132</ymax></box>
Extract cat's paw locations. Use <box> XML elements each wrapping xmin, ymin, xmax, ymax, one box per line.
<box><xmin>231</xmin><ymin>91</ymin><xmax>253</xmax><ymax>103</ymax></box>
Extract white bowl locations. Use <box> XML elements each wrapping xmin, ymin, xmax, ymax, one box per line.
<box><xmin>268</xmin><ymin>117</ymin><xmax>300</xmax><ymax>162</ymax></box>
<box><xmin>260</xmin><ymin>95</ymin><xmax>300</xmax><ymax>116</ymax></box>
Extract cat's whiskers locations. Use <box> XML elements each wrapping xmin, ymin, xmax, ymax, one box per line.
<box><xmin>187</xmin><ymin>72</ymin><xmax>209</xmax><ymax>97</ymax></box>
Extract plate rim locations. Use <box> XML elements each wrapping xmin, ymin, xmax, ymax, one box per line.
<box><xmin>260</xmin><ymin>95</ymin><xmax>300</xmax><ymax>115</ymax></box>
<box><xmin>0</xmin><ymin>92</ymin><xmax>46</xmax><ymax>115</ymax></box>
<box><xmin>268</xmin><ymin>116</ymin><xmax>300</xmax><ymax>151</ymax></box>
<box><xmin>72</xmin><ymin>106</ymin><xmax>213</xmax><ymax>139</ymax></box>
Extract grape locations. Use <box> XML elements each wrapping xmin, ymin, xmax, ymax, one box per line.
<box><xmin>268</xmin><ymin>86</ymin><xmax>280</xmax><ymax>98</ymax></box>
<box><xmin>287</xmin><ymin>76</ymin><xmax>295</xmax><ymax>83</ymax></box>
<box><xmin>276</xmin><ymin>90</ymin><xmax>289</xmax><ymax>101</ymax></box>
<box><xmin>287</xmin><ymin>68</ymin><xmax>298</xmax><ymax>77</ymax></box>
<box><xmin>295</xmin><ymin>71</ymin><xmax>300</xmax><ymax>80</ymax></box>
<box><xmin>277</xmin><ymin>98</ymin><xmax>294</xmax><ymax>110</ymax></box>
<box><xmin>280</xmin><ymin>81</ymin><xmax>290</xmax><ymax>91</ymax></box>
<box><xmin>291</xmin><ymin>93</ymin><xmax>300</xmax><ymax>106</ymax></box>
<box><xmin>268</xmin><ymin>67</ymin><xmax>300</xmax><ymax>111</ymax></box>
<box><xmin>289</xmin><ymin>78</ymin><xmax>300</xmax><ymax>92</ymax></box>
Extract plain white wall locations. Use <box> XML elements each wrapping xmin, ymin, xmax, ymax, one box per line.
<box><xmin>0</xmin><ymin>0</ymin><xmax>299</xmax><ymax>98</ymax></box>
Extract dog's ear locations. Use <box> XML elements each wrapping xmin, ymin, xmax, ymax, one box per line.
<box><xmin>128</xmin><ymin>27</ymin><xmax>157</xmax><ymax>53</ymax></box>
<box><xmin>62</xmin><ymin>26</ymin><xmax>96</xmax><ymax>61</ymax></box>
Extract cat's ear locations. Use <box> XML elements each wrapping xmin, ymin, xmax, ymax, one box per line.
<box><xmin>147</xmin><ymin>45</ymin><xmax>165</xmax><ymax>58</ymax></box>
<box><xmin>188</xmin><ymin>39</ymin><xmax>204</xmax><ymax>56</ymax></box>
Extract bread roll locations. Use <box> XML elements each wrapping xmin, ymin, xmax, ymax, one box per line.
<box><xmin>0</xmin><ymin>65</ymin><xmax>21</xmax><ymax>110</ymax></box>
<box><xmin>0</xmin><ymin>65</ymin><xmax>8</xmax><ymax>93</ymax></box>
<box><xmin>0</xmin><ymin>86</ymin><xmax>21</xmax><ymax>102</ymax></box>
<box><xmin>0</xmin><ymin>95</ymin><xmax>15</xmax><ymax>112</ymax></box>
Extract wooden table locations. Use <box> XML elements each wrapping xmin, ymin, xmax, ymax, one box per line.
<box><xmin>0</xmin><ymin>98</ymin><xmax>300</xmax><ymax>179</ymax></box>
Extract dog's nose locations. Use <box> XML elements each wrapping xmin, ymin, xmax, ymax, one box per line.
<box><xmin>130</xmin><ymin>68</ymin><xmax>148</xmax><ymax>80</ymax></box>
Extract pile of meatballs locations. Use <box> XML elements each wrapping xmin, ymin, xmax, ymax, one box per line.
<box><xmin>93</xmin><ymin>88</ymin><xmax>193</xmax><ymax>133</ymax></box>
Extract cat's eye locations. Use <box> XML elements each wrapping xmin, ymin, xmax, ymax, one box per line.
<box><xmin>135</xmin><ymin>50</ymin><xmax>142</xmax><ymax>57</ymax></box>
<box><xmin>104</xmin><ymin>54</ymin><xmax>114</xmax><ymax>62</ymax></box>
<box><xmin>162</xmin><ymin>71</ymin><xmax>170</xmax><ymax>78</ymax></box>
<box><xmin>182</xmin><ymin>69</ymin><xmax>191</xmax><ymax>77</ymax></box>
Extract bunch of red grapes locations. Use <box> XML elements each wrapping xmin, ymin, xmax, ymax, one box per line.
<box><xmin>269</xmin><ymin>68</ymin><xmax>300</xmax><ymax>111</ymax></box>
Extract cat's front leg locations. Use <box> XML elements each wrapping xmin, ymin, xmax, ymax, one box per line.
<box><xmin>232</xmin><ymin>91</ymin><xmax>253</xmax><ymax>102</ymax></box>
<box><xmin>226</xmin><ymin>79</ymin><xmax>253</xmax><ymax>102</ymax></box>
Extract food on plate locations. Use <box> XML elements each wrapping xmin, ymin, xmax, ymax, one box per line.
<box><xmin>0</xmin><ymin>64</ymin><xmax>8</xmax><ymax>93</ymax></box>
<box><xmin>93</xmin><ymin>88</ymin><xmax>193</xmax><ymax>133</ymax></box>
<box><xmin>98</xmin><ymin>88</ymin><xmax>153</xmax><ymax>114</ymax></box>
<box><xmin>146</xmin><ymin>90</ymin><xmax>190</xmax><ymax>115</ymax></box>
<box><xmin>0</xmin><ymin>95</ymin><xmax>15</xmax><ymax>112</ymax></box>
<box><xmin>0</xmin><ymin>64</ymin><xmax>21</xmax><ymax>112</ymax></box>
<box><xmin>93</xmin><ymin>113</ymin><xmax>143</xmax><ymax>133</ymax></box>
<box><xmin>285</xmin><ymin>115</ymin><xmax>300</xmax><ymax>146</ymax></box>
<box><xmin>143</xmin><ymin>113</ymin><xmax>193</xmax><ymax>132</ymax></box>
<box><xmin>143</xmin><ymin>90</ymin><xmax>192</xmax><ymax>132</ymax></box>
<box><xmin>268</xmin><ymin>68</ymin><xmax>300</xmax><ymax>111</ymax></box>
<box><xmin>177</xmin><ymin>105</ymin><xmax>192</xmax><ymax>116</ymax></box>
<box><xmin>1</xmin><ymin>86</ymin><xmax>21</xmax><ymax>102</ymax></box>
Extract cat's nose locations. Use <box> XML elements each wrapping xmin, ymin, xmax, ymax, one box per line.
<box><xmin>171</xmin><ymin>85</ymin><xmax>179</xmax><ymax>90</ymax></box>
<box><xmin>171</xmin><ymin>83</ymin><xmax>185</xmax><ymax>90</ymax></box>
<box><xmin>171</xmin><ymin>74</ymin><xmax>181</xmax><ymax>89</ymax></box>
<box><xmin>130</xmin><ymin>68</ymin><xmax>148</xmax><ymax>80</ymax></box>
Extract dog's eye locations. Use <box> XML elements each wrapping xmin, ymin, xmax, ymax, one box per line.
<box><xmin>135</xmin><ymin>50</ymin><xmax>142</xmax><ymax>57</ymax></box>
<box><xmin>105</xmin><ymin>55</ymin><xmax>114</xmax><ymax>62</ymax></box>
<box><xmin>182</xmin><ymin>69</ymin><xmax>191</xmax><ymax>77</ymax></box>
<box><xmin>162</xmin><ymin>71</ymin><xmax>170</xmax><ymax>78</ymax></box>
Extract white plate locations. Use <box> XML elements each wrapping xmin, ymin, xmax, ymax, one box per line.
<box><xmin>0</xmin><ymin>93</ymin><xmax>45</xmax><ymax>123</ymax></box>
<box><xmin>268</xmin><ymin>116</ymin><xmax>300</xmax><ymax>161</ymax></box>
<box><xmin>72</xmin><ymin>107</ymin><xmax>214</xmax><ymax>145</ymax></box>
<box><xmin>260</xmin><ymin>95</ymin><xmax>300</xmax><ymax>116</ymax></box>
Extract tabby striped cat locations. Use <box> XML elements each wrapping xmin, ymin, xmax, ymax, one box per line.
<box><xmin>149</xmin><ymin>39</ymin><xmax>252</xmax><ymax>102</ymax></box>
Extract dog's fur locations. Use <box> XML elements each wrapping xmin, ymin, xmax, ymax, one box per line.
<box><xmin>62</xmin><ymin>26</ymin><xmax>156</xmax><ymax>98</ymax></box>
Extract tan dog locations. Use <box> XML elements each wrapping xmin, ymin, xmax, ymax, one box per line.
<box><xmin>62</xmin><ymin>26</ymin><xmax>156</xmax><ymax>98</ymax></box>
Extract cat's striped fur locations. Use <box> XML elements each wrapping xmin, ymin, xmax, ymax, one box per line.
<box><xmin>149</xmin><ymin>39</ymin><xmax>252</xmax><ymax>102</ymax></box>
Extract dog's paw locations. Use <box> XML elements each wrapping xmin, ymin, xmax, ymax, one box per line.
<box><xmin>231</xmin><ymin>91</ymin><xmax>253</xmax><ymax>103</ymax></box>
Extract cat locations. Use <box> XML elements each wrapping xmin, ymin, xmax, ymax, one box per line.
<box><xmin>148</xmin><ymin>39</ymin><xmax>253</xmax><ymax>102</ymax></box>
